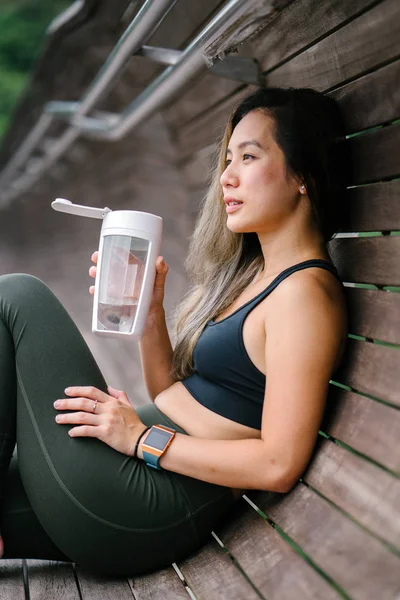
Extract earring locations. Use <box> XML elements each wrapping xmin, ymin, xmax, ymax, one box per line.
<box><xmin>300</xmin><ymin>184</ymin><xmax>306</xmax><ymax>194</ymax></box>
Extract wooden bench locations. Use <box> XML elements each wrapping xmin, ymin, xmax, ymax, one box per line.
<box><xmin>1</xmin><ymin>0</ymin><xmax>399</xmax><ymax>598</ymax></box>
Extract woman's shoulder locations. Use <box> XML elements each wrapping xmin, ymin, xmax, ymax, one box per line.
<box><xmin>265</xmin><ymin>264</ymin><xmax>348</xmax><ymax>341</ymax></box>
<box><xmin>282</xmin><ymin>261</ymin><xmax>340</xmax><ymax>288</ymax></box>
<box><xmin>263</xmin><ymin>264</ymin><xmax>348</xmax><ymax>373</ymax></box>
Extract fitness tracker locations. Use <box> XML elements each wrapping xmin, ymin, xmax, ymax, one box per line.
<box><xmin>141</xmin><ymin>424</ymin><xmax>176</xmax><ymax>469</ymax></box>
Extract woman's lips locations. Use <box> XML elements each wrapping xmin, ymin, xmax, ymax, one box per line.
<box><xmin>225</xmin><ymin>201</ymin><xmax>243</xmax><ymax>214</ymax></box>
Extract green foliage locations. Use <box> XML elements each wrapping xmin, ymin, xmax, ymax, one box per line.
<box><xmin>0</xmin><ymin>0</ymin><xmax>71</xmax><ymax>137</ymax></box>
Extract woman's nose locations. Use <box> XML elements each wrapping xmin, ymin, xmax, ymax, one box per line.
<box><xmin>220</xmin><ymin>163</ymin><xmax>239</xmax><ymax>188</ymax></box>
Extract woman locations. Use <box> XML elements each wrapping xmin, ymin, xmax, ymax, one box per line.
<box><xmin>0</xmin><ymin>87</ymin><xmax>350</xmax><ymax>575</ymax></box>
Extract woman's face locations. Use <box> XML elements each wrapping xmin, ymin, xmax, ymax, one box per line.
<box><xmin>220</xmin><ymin>109</ymin><xmax>303</xmax><ymax>235</ymax></box>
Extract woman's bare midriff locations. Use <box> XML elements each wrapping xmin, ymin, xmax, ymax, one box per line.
<box><xmin>154</xmin><ymin>381</ymin><xmax>260</xmax><ymax>500</ymax></box>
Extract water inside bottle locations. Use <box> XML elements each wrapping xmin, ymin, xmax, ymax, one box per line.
<box><xmin>98</xmin><ymin>300</ymin><xmax>138</xmax><ymax>333</ymax></box>
<box><xmin>96</xmin><ymin>235</ymin><xmax>149</xmax><ymax>334</ymax></box>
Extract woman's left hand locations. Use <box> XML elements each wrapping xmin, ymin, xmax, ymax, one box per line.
<box><xmin>54</xmin><ymin>385</ymin><xmax>147</xmax><ymax>456</ymax></box>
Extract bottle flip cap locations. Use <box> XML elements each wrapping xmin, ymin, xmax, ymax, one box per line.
<box><xmin>51</xmin><ymin>198</ymin><xmax>112</xmax><ymax>219</ymax></box>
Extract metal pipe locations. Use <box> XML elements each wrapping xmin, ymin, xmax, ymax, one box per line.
<box><xmin>0</xmin><ymin>114</ymin><xmax>53</xmax><ymax>188</ymax></box>
<box><xmin>2</xmin><ymin>128</ymin><xmax>81</xmax><ymax>208</ymax></box>
<box><xmin>136</xmin><ymin>45</ymin><xmax>182</xmax><ymax>66</ymax></box>
<box><xmin>0</xmin><ymin>0</ymin><xmax>260</xmax><ymax>205</ymax></box>
<box><xmin>46</xmin><ymin>0</ymin><xmax>85</xmax><ymax>35</ymax></box>
<box><xmin>0</xmin><ymin>0</ymin><xmax>177</xmax><ymax>203</ymax></box>
<box><xmin>73</xmin><ymin>0</ymin><xmax>178</xmax><ymax>120</ymax></box>
<box><xmin>74</xmin><ymin>0</ymin><xmax>258</xmax><ymax>140</ymax></box>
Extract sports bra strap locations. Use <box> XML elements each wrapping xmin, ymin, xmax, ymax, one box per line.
<box><xmin>239</xmin><ymin>259</ymin><xmax>342</xmax><ymax>320</ymax></box>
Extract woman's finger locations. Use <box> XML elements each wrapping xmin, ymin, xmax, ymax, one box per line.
<box><xmin>55</xmin><ymin>411</ymin><xmax>99</xmax><ymax>425</ymax></box>
<box><xmin>64</xmin><ymin>386</ymin><xmax>108</xmax><ymax>402</ymax></box>
<box><xmin>68</xmin><ymin>425</ymin><xmax>99</xmax><ymax>438</ymax></box>
<box><xmin>154</xmin><ymin>257</ymin><xmax>168</xmax><ymax>284</ymax></box>
<box><xmin>54</xmin><ymin>398</ymin><xmax>102</xmax><ymax>413</ymax></box>
<box><xmin>91</xmin><ymin>251</ymin><xmax>99</xmax><ymax>264</ymax></box>
<box><xmin>156</xmin><ymin>256</ymin><xmax>168</xmax><ymax>272</ymax></box>
<box><xmin>89</xmin><ymin>266</ymin><xmax>96</xmax><ymax>278</ymax></box>
<box><xmin>89</xmin><ymin>285</ymin><xmax>95</xmax><ymax>295</ymax></box>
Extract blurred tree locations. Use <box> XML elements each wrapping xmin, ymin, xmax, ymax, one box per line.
<box><xmin>0</xmin><ymin>0</ymin><xmax>71</xmax><ymax>138</ymax></box>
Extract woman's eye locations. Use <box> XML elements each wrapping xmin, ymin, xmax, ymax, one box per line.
<box><xmin>224</xmin><ymin>154</ymin><xmax>254</xmax><ymax>167</ymax></box>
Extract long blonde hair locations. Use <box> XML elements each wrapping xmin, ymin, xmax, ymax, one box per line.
<box><xmin>170</xmin><ymin>120</ymin><xmax>264</xmax><ymax>380</ymax></box>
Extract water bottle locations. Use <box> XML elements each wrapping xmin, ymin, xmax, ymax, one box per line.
<box><xmin>51</xmin><ymin>198</ymin><xmax>162</xmax><ymax>340</ymax></box>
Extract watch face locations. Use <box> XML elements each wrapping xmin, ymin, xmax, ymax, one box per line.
<box><xmin>144</xmin><ymin>427</ymin><xmax>173</xmax><ymax>451</ymax></box>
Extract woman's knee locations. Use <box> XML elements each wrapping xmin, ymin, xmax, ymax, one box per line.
<box><xmin>0</xmin><ymin>274</ymin><xmax>56</xmax><ymax>322</ymax></box>
<box><xmin>0</xmin><ymin>273</ymin><xmax>51</xmax><ymax>301</ymax></box>
<box><xmin>0</xmin><ymin>273</ymin><xmax>47</xmax><ymax>287</ymax></box>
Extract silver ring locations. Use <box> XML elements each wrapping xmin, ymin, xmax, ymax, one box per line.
<box><xmin>93</xmin><ymin>399</ymin><xmax>98</xmax><ymax>413</ymax></box>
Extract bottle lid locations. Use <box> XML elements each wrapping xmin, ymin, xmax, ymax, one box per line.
<box><xmin>102</xmin><ymin>210</ymin><xmax>162</xmax><ymax>234</ymax></box>
<box><xmin>52</xmin><ymin>198</ymin><xmax>111</xmax><ymax>219</ymax></box>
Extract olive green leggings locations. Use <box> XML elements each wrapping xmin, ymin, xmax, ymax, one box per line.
<box><xmin>0</xmin><ymin>274</ymin><xmax>235</xmax><ymax>576</ymax></box>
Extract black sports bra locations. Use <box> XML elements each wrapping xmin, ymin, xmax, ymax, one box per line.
<box><xmin>181</xmin><ymin>259</ymin><xmax>342</xmax><ymax>430</ymax></box>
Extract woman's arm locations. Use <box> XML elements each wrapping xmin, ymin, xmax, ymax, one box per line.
<box><xmin>138</xmin><ymin>434</ymin><xmax>286</xmax><ymax>491</ymax></box>
<box><xmin>139</xmin><ymin>309</ymin><xmax>176</xmax><ymax>400</ymax></box>
<box><xmin>138</xmin><ymin>275</ymin><xmax>344</xmax><ymax>492</ymax></box>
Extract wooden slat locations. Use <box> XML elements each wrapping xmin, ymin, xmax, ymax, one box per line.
<box><xmin>329</xmin><ymin>60</ymin><xmax>400</xmax><ymax>133</ymax></box>
<box><xmin>130</xmin><ymin>566</ymin><xmax>190</xmax><ymax>600</ymax></box>
<box><xmin>328</xmin><ymin>236</ymin><xmax>400</xmax><ymax>285</ymax></box>
<box><xmin>304</xmin><ymin>438</ymin><xmax>400</xmax><ymax>548</ymax></box>
<box><xmin>75</xmin><ymin>568</ymin><xmax>135</xmax><ymax>599</ymax></box>
<box><xmin>333</xmin><ymin>338</ymin><xmax>400</xmax><ymax>407</ymax></box>
<box><xmin>179</xmin><ymin>542</ymin><xmax>261</xmax><ymax>600</ymax></box>
<box><xmin>163</xmin><ymin>0</ymin><xmax>379</xmax><ymax>132</ymax></box>
<box><xmin>215</xmin><ymin>502</ymin><xmax>342</xmax><ymax>600</ymax></box>
<box><xmin>267</xmin><ymin>0</ymin><xmax>400</xmax><ymax>92</ymax></box>
<box><xmin>324</xmin><ymin>386</ymin><xmax>400</xmax><ymax>473</ymax></box>
<box><xmin>253</xmin><ymin>0</ymin><xmax>379</xmax><ymax>73</ymax></box>
<box><xmin>344</xmin><ymin>286</ymin><xmax>400</xmax><ymax>344</ymax></box>
<box><xmin>258</xmin><ymin>484</ymin><xmax>400</xmax><ymax>599</ymax></box>
<box><xmin>203</xmin><ymin>0</ymin><xmax>293</xmax><ymax>66</ymax></box>
<box><xmin>350</xmin><ymin>123</ymin><xmax>400</xmax><ymax>185</ymax></box>
<box><xmin>28</xmin><ymin>560</ymin><xmax>80</xmax><ymax>600</ymax></box>
<box><xmin>344</xmin><ymin>181</ymin><xmax>400</xmax><ymax>233</ymax></box>
<box><xmin>0</xmin><ymin>560</ymin><xmax>25</xmax><ymax>600</ymax></box>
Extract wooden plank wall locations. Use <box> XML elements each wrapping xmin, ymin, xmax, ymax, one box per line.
<box><xmin>148</xmin><ymin>0</ymin><xmax>400</xmax><ymax>598</ymax></box>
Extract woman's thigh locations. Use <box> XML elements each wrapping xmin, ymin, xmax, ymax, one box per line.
<box><xmin>0</xmin><ymin>275</ymin><xmax>235</xmax><ymax>575</ymax></box>
<box><xmin>6</xmin><ymin>403</ymin><xmax>235</xmax><ymax>576</ymax></box>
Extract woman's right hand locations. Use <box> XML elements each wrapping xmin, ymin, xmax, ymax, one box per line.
<box><xmin>89</xmin><ymin>251</ymin><xmax>169</xmax><ymax>323</ymax></box>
